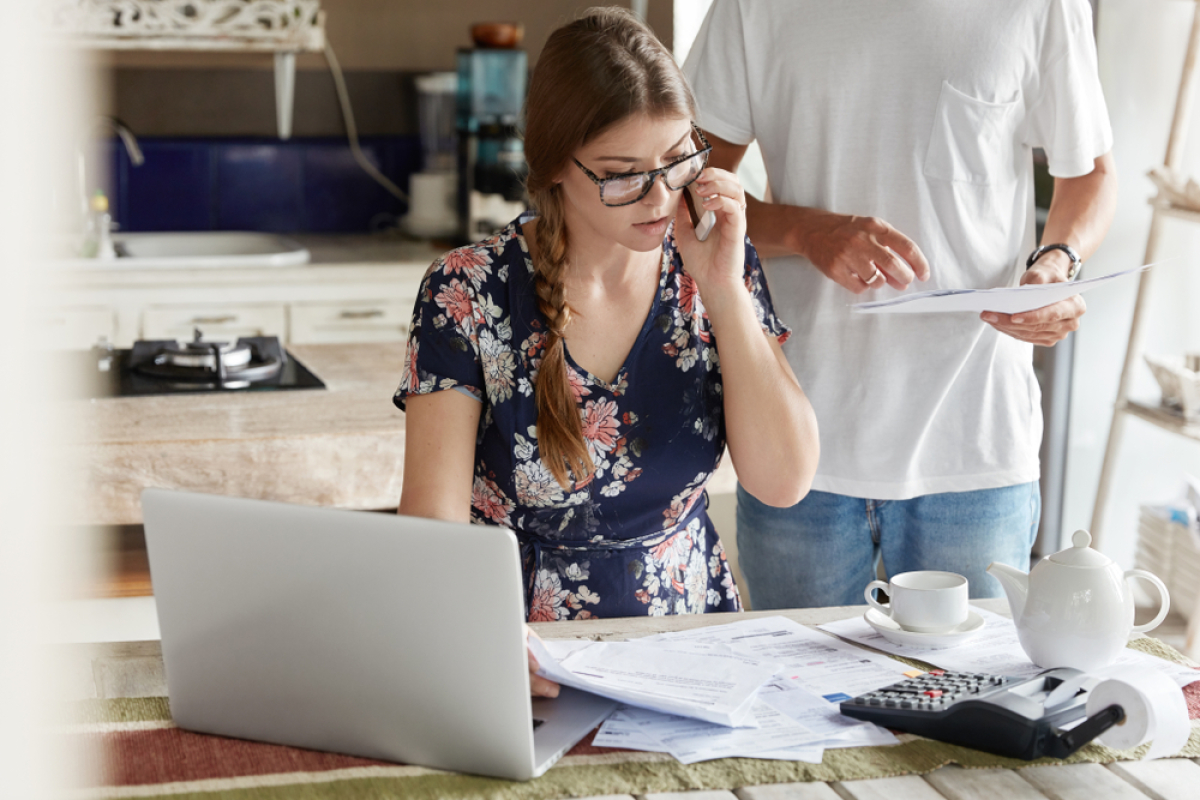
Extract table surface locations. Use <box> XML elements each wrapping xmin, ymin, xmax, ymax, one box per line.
<box><xmin>65</xmin><ymin>600</ymin><xmax>1200</xmax><ymax>800</ymax></box>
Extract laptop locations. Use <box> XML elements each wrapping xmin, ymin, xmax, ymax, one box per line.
<box><xmin>140</xmin><ymin>488</ymin><xmax>617</xmax><ymax>781</ymax></box>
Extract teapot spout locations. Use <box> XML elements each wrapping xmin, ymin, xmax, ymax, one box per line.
<box><xmin>987</xmin><ymin>561</ymin><xmax>1029</xmax><ymax>620</ymax></box>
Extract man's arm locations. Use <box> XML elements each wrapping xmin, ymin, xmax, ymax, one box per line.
<box><xmin>705</xmin><ymin>130</ymin><xmax>930</xmax><ymax>293</ymax></box>
<box><xmin>983</xmin><ymin>152</ymin><xmax>1118</xmax><ymax>346</ymax></box>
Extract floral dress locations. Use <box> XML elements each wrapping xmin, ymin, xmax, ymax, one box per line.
<box><xmin>394</xmin><ymin>217</ymin><xmax>790</xmax><ymax>621</ymax></box>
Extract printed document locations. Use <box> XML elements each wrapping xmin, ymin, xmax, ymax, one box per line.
<box><xmin>528</xmin><ymin>636</ymin><xmax>780</xmax><ymax>727</ymax></box>
<box><xmin>642</xmin><ymin>615</ymin><xmax>912</xmax><ymax>698</ymax></box>
<box><xmin>850</xmin><ymin>264</ymin><xmax>1149</xmax><ymax>315</ymax></box>
<box><xmin>819</xmin><ymin>607</ymin><xmax>1200</xmax><ymax>687</ymax></box>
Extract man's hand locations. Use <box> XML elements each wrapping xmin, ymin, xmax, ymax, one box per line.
<box><xmin>981</xmin><ymin>252</ymin><xmax>1085</xmax><ymax>346</ymax></box>
<box><xmin>797</xmin><ymin>211</ymin><xmax>931</xmax><ymax>294</ymax></box>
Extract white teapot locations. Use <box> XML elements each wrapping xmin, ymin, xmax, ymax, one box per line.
<box><xmin>987</xmin><ymin>529</ymin><xmax>1170</xmax><ymax>672</ymax></box>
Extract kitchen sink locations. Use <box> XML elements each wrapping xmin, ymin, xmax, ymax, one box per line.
<box><xmin>59</xmin><ymin>232</ymin><xmax>311</xmax><ymax>269</ymax></box>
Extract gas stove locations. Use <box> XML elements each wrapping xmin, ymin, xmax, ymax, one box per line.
<box><xmin>84</xmin><ymin>332</ymin><xmax>325</xmax><ymax>398</ymax></box>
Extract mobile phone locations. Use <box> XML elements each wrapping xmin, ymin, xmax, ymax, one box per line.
<box><xmin>683</xmin><ymin>184</ymin><xmax>717</xmax><ymax>242</ymax></box>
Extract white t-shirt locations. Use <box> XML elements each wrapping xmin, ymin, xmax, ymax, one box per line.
<box><xmin>684</xmin><ymin>0</ymin><xmax>1112</xmax><ymax>500</ymax></box>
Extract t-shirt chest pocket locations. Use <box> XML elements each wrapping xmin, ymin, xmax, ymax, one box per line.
<box><xmin>924</xmin><ymin>80</ymin><xmax>1023</xmax><ymax>185</ymax></box>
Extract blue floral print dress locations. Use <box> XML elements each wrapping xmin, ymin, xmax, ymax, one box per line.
<box><xmin>394</xmin><ymin>217</ymin><xmax>790</xmax><ymax>621</ymax></box>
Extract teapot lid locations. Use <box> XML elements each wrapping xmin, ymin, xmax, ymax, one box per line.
<box><xmin>1047</xmin><ymin>529</ymin><xmax>1112</xmax><ymax>567</ymax></box>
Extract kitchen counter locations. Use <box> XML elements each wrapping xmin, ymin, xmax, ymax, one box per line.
<box><xmin>58</xmin><ymin>233</ymin><xmax>447</xmax><ymax>289</ymax></box>
<box><xmin>66</xmin><ymin>340</ymin><xmax>738</xmax><ymax>528</ymax></box>
<box><xmin>65</xmin><ymin>342</ymin><xmax>409</xmax><ymax>527</ymax></box>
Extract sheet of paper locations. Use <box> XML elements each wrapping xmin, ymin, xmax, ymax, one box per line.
<box><xmin>757</xmin><ymin>676</ymin><xmax>898</xmax><ymax>744</ymax></box>
<box><xmin>596</xmin><ymin>702</ymin><xmax>826</xmax><ymax>764</ymax></box>
<box><xmin>850</xmin><ymin>263</ymin><xmax>1149</xmax><ymax>315</ymax></box>
<box><xmin>530</xmin><ymin>636</ymin><xmax>781</xmax><ymax>727</ymax></box>
<box><xmin>819</xmin><ymin>607</ymin><xmax>1200</xmax><ymax>687</ymax></box>
<box><xmin>643</xmin><ymin>615</ymin><xmax>912</xmax><ymax>699</ymax></box>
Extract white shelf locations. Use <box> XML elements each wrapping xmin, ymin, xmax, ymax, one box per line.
<box><xmin>1123</xmin><ymin>400</ymin><xmax>1200</xmax><ymax>444</ymax></box>
<box><xmin>1150</xmin><ymin>198</ymin><xmax>1200</xmax><ymax>225</ymax></box>
<box><xmin>50</xmin><ymin>0</ymin><xmax>325</xmax><ymax>54</ymax></box>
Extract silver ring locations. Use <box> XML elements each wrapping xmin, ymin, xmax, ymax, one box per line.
<box><xmin>865</xmin><ymin>269</ymin><xmax>883</xmax><ymax>285</ymax></box>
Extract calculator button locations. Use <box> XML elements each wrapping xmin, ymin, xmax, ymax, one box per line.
<box><xmin>923</xmin><ymin>690</ymin><xmax>943</xmax><ymax>698</ymax></box>
<box><xmin>869</xmin><ymin>697</ymin><xmax>882</xmax><ymax>705</ymax></box>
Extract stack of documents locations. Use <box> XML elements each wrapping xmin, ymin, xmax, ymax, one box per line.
<box><xmin>533</xmin><ymin>616</ymin><xmax>911</xmax><ymax>763</ymax></box>
<box><xmin>819</xmin><ymin>607</ymin><xmax>1200</xmax><ymax>688</ymax></box>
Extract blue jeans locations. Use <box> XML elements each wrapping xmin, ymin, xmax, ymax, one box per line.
<box><xmin>735</xmin><ymin>482</ymin><xmax>1040</xmax><ymax>609</ymax></box>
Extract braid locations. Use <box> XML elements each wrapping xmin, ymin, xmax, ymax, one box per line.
<box><xmin>522</xmin><ymin>4</ymin><xmax>693</xmax><ymax>488</ymax></box>
<box><xmin>532</xmin><ymin>193</ymin><xmax>594</xmax><ymax>489</ymax></box>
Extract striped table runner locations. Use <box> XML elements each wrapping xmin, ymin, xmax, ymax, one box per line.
<box><xmin>63</xmin><ymin>639</ymin><xmax>1200</xmax><ymax>800</ymax></box>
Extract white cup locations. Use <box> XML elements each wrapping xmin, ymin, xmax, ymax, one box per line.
<box><xmin>864</xmin><ymin>571</ymin><xmax>969</xmax><ymax>633</ymax></box>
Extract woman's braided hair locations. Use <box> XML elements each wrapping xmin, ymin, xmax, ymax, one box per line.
<box><xmin>523</xmin><ymin>6</ymin><xmax>695</xmax><ymax>489</ymax></box>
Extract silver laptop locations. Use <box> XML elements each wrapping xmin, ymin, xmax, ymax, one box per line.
<box><xmin>141</xmin><ymin>488</ymin><xmax>616</xmax><ymax>781</ymax></box>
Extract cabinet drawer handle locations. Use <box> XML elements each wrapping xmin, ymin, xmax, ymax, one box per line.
<box><xmin>339</xmin><ymin>309</ymin><xmax>385</xmax><ymax>320</ymax></box>
<box><xmin>191</xmin><ymin>315</ymin><xmax>237</xmax><ymax>325</ymax></box>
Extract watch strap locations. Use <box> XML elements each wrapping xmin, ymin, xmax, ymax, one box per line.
<box><xmin>1027</xmin><ymin>243</ymin><xmax>1082</xmax><ymax>281</ymax></box>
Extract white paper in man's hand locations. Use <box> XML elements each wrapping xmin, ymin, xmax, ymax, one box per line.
<box><xmin>850</xmin><ymin>263</ymin><xmax>1149</xmax><ymax>315</ymax></box>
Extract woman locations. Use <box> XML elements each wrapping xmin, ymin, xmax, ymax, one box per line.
<box><xmin>396</xmin><ymin>8</ymin><xmax>817</xmax><ymax>627</ymax></box>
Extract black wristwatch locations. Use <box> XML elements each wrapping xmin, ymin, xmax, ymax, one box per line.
<box><xmin>1026</xmin><ymin>243</ymin><xmax>1082</xmax><ymax>281</ymax></box>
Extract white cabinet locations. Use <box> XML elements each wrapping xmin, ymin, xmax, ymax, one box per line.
<box><xmin>49</xmin><ymin>254</ymin><xmax>434</xmax><ymax>349</ymax></box>
<box><xmin>290</xmin><ymin>299</ymin><xmax>414</xmax><ymax>344</ymax></box>
<box><xmin>35</xmin><ymin>306</ymin><xmax>117</xmax><ymax>350</ymax></box>
<box><xmin>143</xmin><ymin>303</ymin><xmax>289</xmax><ymax>341</ymax></box>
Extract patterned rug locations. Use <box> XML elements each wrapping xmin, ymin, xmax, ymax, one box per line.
<box><xmin>61</xmin><ymin>638</ymin><xmax>1200</xmax><ymax>800</ymax></box>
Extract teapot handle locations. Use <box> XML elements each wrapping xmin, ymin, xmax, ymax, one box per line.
<box><xmin>1125</xmin><ymin>569</ymin><xmax>1171</xmax><ymax>633</ymax></box>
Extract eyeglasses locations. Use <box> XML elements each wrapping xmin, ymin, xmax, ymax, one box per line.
<box><xmin>573</xmin><ymin>123</ymin><xmax>712</xmax><ymax>207</ymax></box>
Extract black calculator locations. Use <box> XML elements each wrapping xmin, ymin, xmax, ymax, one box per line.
<box><xmin>840</xmin><ymin>667</ymin><xmax>1126</xmax><ymax>760</ymax></box>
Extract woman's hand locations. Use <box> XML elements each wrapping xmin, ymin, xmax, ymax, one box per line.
<box><xmin>673</xmin><ymin>167</ymin><xmax>749</xmax><ymax>299</ymax></box>
<box><xmin>526</xmin><ymin>625</ymin><xmax>560</xmax><ymax>698</ymax></box>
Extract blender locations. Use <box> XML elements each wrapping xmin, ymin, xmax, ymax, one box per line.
<box><xmin>404</xmin><ymin>72</ymin><xmax>460</xmax><ymax>239</ymax></box>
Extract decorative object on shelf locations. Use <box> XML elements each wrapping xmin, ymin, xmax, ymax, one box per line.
<box><xmin>1146</xmin><ymin>354</ymin><xmax>1200</xmax><ymax>421</ymax></box>
<box><xmin>49</xmin><ymin>0</ymin><xmax>324</xmax><ymax>51</ymax></box>
<box><xmin>49</xmin><ymin>0</ymin><xmax>325</xmax><ymax>140</ymax></box>
<box><xmin>1148</xmin><ymin>166</ymin><xmax>1200</xmax><ymax>212</ymax></box>
<box><xmin>470</xmin><ymin>22</ymin><xmax>524</xmax><ymax>49</ymax></box>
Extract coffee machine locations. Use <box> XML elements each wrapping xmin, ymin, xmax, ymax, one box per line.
<box><xmin>456</xmin><ymin>36</ymin><xmax>528</xmax><ymax>242</ymax></box>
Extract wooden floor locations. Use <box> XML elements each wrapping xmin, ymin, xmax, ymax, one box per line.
<box><xmin>89</xmin><ymin>525</ymin><xmax>152</xmax><ymax>598</ymax></box>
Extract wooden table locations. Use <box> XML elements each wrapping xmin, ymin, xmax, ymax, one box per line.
<box><xmin>65</xmin><ymin>600</ymin><xmax>1200</xmax><ymax>799</ymax></box>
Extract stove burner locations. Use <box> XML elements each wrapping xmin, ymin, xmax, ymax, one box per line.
<box><xmin>133</xmin><ymin>329</ymin><xmax>284</xmax><ymax>385</ymax></box>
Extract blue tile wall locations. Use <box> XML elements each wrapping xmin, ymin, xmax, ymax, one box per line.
<box><xmin>108</xmin><ymin>136</ymin><xmax>420</xmax><ymax>233</ymax></box>
<box><xmin>216</xmin><ymin>143</ymin><xmax>304</xmax><ymax>231</ymax></box>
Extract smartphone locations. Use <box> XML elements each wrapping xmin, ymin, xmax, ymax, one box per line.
<box><xmin>683</xmin><ymin>184</ymin><xmax>717</xmax><ymax>242</ymax></box>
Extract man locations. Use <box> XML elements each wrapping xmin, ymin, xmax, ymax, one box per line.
<box><xmin>684</xmin><ymin>0</ymin><xmax>1117</xmax><ymax>607</ymax></box>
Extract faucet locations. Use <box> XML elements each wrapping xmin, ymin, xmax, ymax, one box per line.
<box><xmin>77</xmin><ymin>117</ymin><xmax>144</xmax><ymax>258</ymax></box>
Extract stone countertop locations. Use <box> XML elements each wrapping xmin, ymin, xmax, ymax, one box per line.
<box><xmin>66</xmin><ymin>338</ymin><xmax>737</xmax><ymax>527</ymax></box>
<box><xmin>290</xmin><ymin>233</ymin><xmax>449</xmax><ymax>267</ymax></box>
<box><xmin>66</xmin><ymin>342</ymin><xmax>409</xmax><ymax>526</ymax></box>
<box><xmin>54</xmin><ymin>233</ymin><xmax>449</xmax><ymax>289</ymax></box>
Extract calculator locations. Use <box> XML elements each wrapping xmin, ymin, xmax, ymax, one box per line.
<box><xmin>839</xmin><ymin>667</ymin><xmax>1126</xmax><ymax>760</ymax></box>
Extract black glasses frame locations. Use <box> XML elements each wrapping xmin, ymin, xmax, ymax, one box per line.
<box><xmin>572</xmin><ymin>123</ymin><xmax>713</xmax><ymax>207</ymax></box>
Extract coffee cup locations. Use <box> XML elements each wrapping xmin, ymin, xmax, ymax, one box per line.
<box><xmin>864</xmin><ymin>571</ymin><xmax>968</xmax><ymax>633</ymax></box>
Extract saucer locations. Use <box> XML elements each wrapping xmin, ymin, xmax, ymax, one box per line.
<box><xmin>864</xmin><ymin>608</ymin><xmax>985</xmax><ymax>649</ymax></box>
